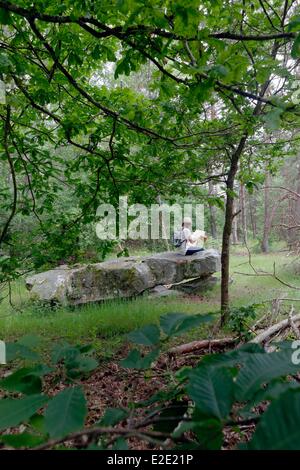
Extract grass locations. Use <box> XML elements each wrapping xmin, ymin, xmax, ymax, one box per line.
<box><xmin>0</xmin><ymin>245</ymin><xmax>300</xmax><ymax>359</ymax></box>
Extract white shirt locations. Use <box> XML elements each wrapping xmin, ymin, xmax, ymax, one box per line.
<box><xmin>178</xmin><ymin>228</ymin><xmax>206</xmax><ymax>254</ymax></box>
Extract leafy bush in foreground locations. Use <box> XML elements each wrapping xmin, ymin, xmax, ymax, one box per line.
<box><xmin>1</xmin><ymin>313</ymin><xmax>300</xmax><ymax>450</ymax></box>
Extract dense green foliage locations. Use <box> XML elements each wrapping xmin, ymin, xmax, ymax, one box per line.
<box><xmin>0</xmin><ymin>0</ymin><xmax>300</xmax><ymax>306</ymax></box>
<box><xmin>1</xmin><ymin>312</ymin><xmax>300</xmax><ymax>450</ymax></box>
<box><xmin>1</xmin><ymin>0</ymin><xmax>300</xmax><ymax>452</ymax></box>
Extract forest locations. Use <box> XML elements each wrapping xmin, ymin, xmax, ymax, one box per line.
<box><xmin>1</xmin><ymin>0</ymin><xmax>300</xmax><ymax>457</ymax></box>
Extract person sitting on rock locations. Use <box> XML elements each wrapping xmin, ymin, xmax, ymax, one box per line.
<box><xmin>177</xmin><ymin>217</ymin><xmax>207</xmax><ymax>256</ymax></box>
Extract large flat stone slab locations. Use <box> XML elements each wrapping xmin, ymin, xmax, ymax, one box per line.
<box><xmin>25</xmin><ymin>249</ymin><xmax>220</xmax><ymax>306</ymax></box>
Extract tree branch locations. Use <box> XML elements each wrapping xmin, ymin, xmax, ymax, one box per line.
<box><xmin>0</xmin><ymin>1</ymin><xmax>295</xmax><ymax>42</ymax></box>
<box><xmin>0</xmin><ymin>105</ymin><xmax>18</xmax><ymax>246</ymax></box>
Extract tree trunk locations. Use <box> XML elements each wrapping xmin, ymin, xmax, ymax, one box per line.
<box><xmin>261</xmin><ymin>172</ymin><xmax>271</xmax><ymax>253</ymax></box>
<box><xmin>249</xmin><ymin>192</ymin><xmax>257</xmax><ymax>239</ymax></box>
<box><xmin>157</xmin><ymin>194</ymin><xmax>170</xmax><ymax>251</ymax></box>
<box><xmin>208</xmin><ymin>180</ymin><xmax>218</xmax><ymax>239</ymax></box>
<box><xmin>221</xmin><ymin>135</ymin><xmax>248</xmax><ymax>325</ymax></box>
<box><xmin>239</xmin><ymin>183</ymin><xmax>247</xmax><ymax>244</ymax></box>
<box><xmin>221</xmin><ymin>41</ymin><xmax>279</xmax><ymax>324</ymax></box>
<box><xmin>231</xmin><ymin>199</ymin><xmax>239</xmax><ymax>244</ymax></box>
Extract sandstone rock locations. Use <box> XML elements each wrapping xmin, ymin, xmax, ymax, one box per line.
<box><xmin>25</xmin><ymin>249</ymin><xmax>220</xmax><ymax>306</ymax></box>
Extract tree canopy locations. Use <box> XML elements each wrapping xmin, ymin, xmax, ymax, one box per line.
<box><xmin>0</xmin><ymin>0</ymin><xmax>300</xmax><ymax>317</ymax></box>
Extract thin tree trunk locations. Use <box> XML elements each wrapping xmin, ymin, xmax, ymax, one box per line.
<box><xmin>221</xmin><ymin>135</ymin><xmax>248</xmax><ymax>325</ymax></box>
<box><xmin>239</xmin><ymin>183</ymin><xmax>247</xmax><ymax>244</ymax></box>
<box><xmin>220</xmin><ymin>41</ymin><xmax>280</xmax><ymax>324</ymax></box>
<box><xmin>249</xmin><ymin>192</ymin><xmax>257</xmax><ymax>239</ymax></box>
<box><xmin>157</xmin><ymin>194</ymin><xmax>170</xmax><ymax>251</ymax></box>
<box><xmin>231</xmin><ymin>199</ymin><xmax>239</xmax><ymax>244</ymax></box>
<box><xmin>261</xmin><ymin>172</ymin><xmax>271</xmax><ymax>253</ymax></box>
<box><xmin>208</xmin><ymin>180</ymin><xmax>218</xmax><ymax>239</ymax></box>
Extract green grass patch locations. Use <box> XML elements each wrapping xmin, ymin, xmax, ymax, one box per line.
<box><xmin>0</xmin><ymin>249</ymin><xmax>299</xmax><ymax>359</ymax></box>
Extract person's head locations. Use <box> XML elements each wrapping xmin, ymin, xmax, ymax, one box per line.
<box><xmin>182</xmin><ymin>216</ymin><xmax>192</xmax><ymax>228</ymax></box>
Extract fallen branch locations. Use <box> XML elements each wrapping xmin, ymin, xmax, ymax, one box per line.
<box><xmin>288</xmin><ymin>306</ymin><xmax>300</xmax><ymax>339</ymax></box>
<box><xmin>250</xmin><ymin>313</ymin><xmax>300</xmax><ymax>344</ymax></box>
<box><xmin>168</xmin><ymin>337</ymin><xmax>236</xmax><ymax>355</ymax></box>
<box><xmin>165</xmin><ymin>275</ymin><xmax>204</xmax><ymax>289</ymax></box>
<box><xmin>33</xmin><ymin>426</ymin><xmax>170</xmax><ymax>451</ymax></box>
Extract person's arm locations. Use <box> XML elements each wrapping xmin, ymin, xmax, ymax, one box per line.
<box><xmin>191</xmin><ymin>230</ymin><xmax>207</xmax><ymax>243</ymax></box>
<box><xmin>183</xmin><ymin>228</ymin><xmax>193</xmax><ymax>242</ymax></box>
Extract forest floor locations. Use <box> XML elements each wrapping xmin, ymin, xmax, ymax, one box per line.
<box><xmin>1</xmin><ymin>244</ymin><xmax>300</xmax><ymax>449</ymax></box>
